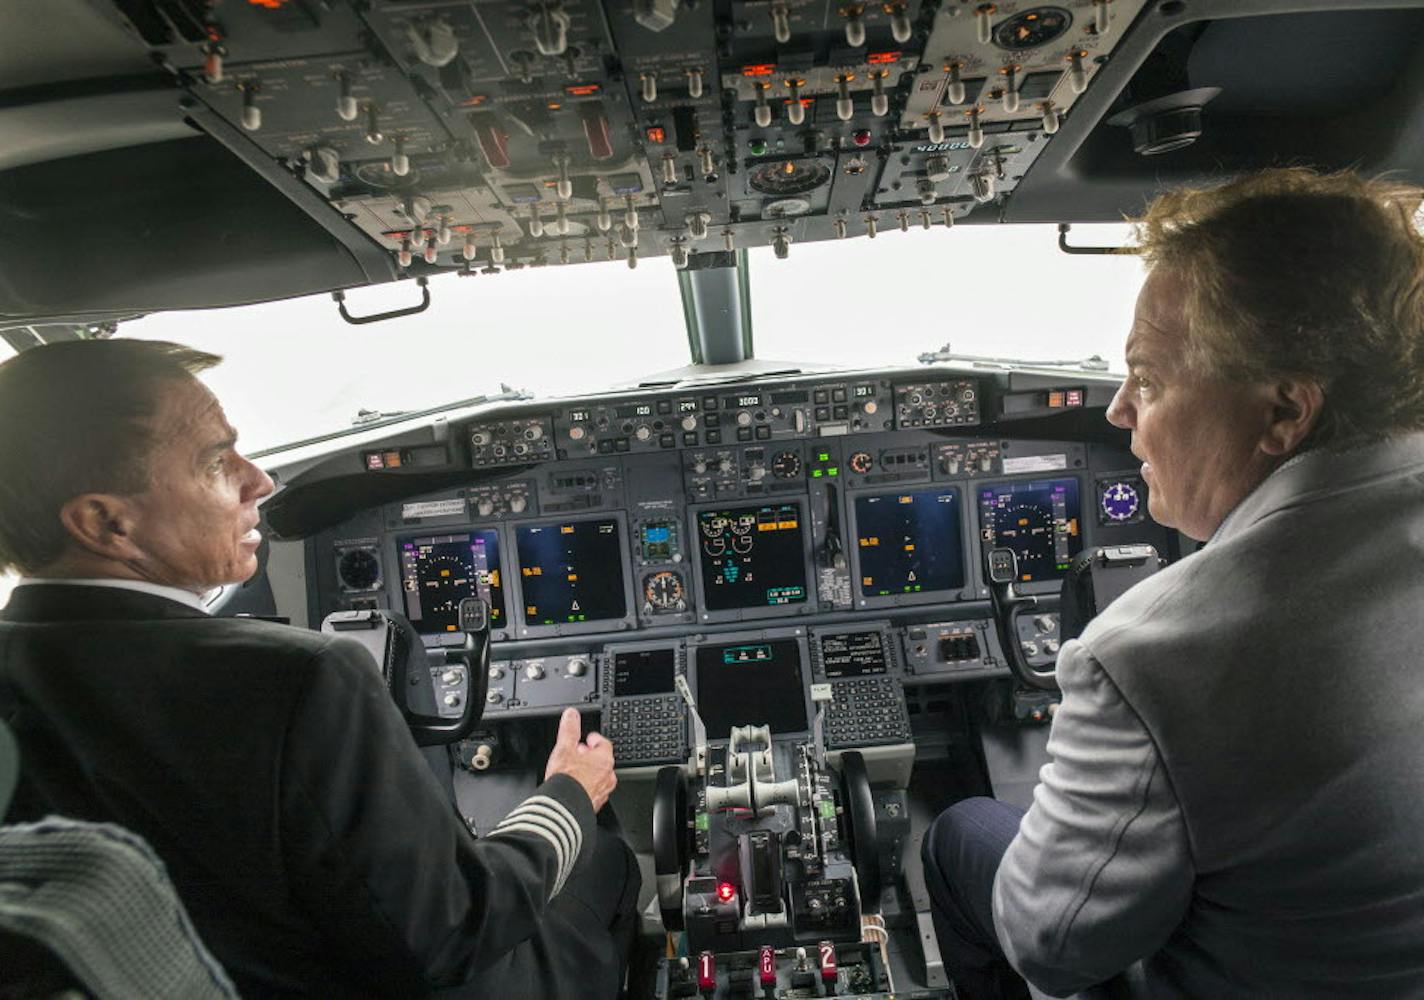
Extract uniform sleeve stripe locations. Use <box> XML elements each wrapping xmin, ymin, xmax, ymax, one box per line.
<box><xmin>488</xmin><ymin>820</ymin><xmax>570</xmax><ymax>895</ymax></box>
<box><xmin>503</xmin><ymin>801</ymin><xmax>578</xmax><ymax>858</ymax></box>
<box><xmin>489</xmin><ymin>793</ymin><xmax>585</xmax><ymax>897</ymax></box>
<box><xmin>509</xmin><ymin>795</ymin><xmax>580</xmax><ymax>848</ymax></box>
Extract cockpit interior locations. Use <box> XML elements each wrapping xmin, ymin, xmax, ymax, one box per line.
<box><xmin>5</xmin><ymin>1</ymin><xmax>1424</xmax><ymax>996</ymax></box>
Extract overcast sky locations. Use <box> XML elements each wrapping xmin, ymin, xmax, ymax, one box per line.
<box><xmin>120</xmin><ymin>222</ymin><xmax>1144</xmax><ymax>454</ymax></box>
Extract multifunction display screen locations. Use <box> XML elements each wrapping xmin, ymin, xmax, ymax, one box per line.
<box><xmin>398</xmin><ymin>530</ymin><xmax>505</xmax><ymax>633</ymax></box>
<box><xmin>697</xmin><ymin>503</ymin><xmax>807</xmax><ymax>611</ymax></box>
<box><xmin>820</xmin><ymin>632</ymin><xmax>888</xmax><ymax>678</ymax></box>
<box><xmin>978</xmin><ymin>477</ymin><xmax>1083</xmax><ymax>582</ymax></box>
<box><xmin>515</xmin><ymin>519</ymin><xmax>627</xmax><ymax>625</ymax></box>
<box><xmin>695</xmin><ymin>640</ymin><xmax>808</xmax><ymax>736</ymax></box>
<box><xmin>612</xmin><ymin>648</ymin><xmax>676</xmax><ymax>697</ymax></box>
<box><xmin>854</xmin><ymin>488</ymin><xmax>965</xmax><ymax>597</ymax></box>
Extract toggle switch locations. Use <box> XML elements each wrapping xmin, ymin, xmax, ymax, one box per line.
<box><xmin>754</xmin><ymin>83</ymin><xmax>773</xmax><ymax>128</ymax></box>
<box><xmin>844</xmin><ymin>7</ymin><xmax>866</xmax><ymax>47</ymax></box>
<box><xmin>945</xmin><ymin>62</ymin><xmax>966</xmax><ymax>106</ymax></box>
<box><xmin>835</xmin><ymin>75</ymin><xmax>854</xmax><ymax>122</ymax></box>
<box><xmin>975</xmin><ymin>3</ymin><xmax>997</xmax><ymax>45</ymax></box>
<box><xmin>335</xmin><ymin>70</ymin><xmax>358</xmax><ymax>121</ymax></box>
<box><xmin>967</xmin><ymin>105</ymin><xmax>984</xmax><ymax>148</ymax></box>
<box><xmin>1067</xmin><ymin>50</ymin><xmax>1089</xmax><ymax>95</ymax></box>
<box><xmin>771</xmin><ymin>3</ymin><xmax>791</xmax><ymax>43</ymax></box>
<box><xmin>926</xmin><ymin>111</ymin><xmax>945</xmax><ymax>144</ymax></box>
<box><xmin>871</xmin><ymin>71</ymin><xmax>889</xmax><ymax>117</ymax></box>
<box><xmin>239</xmin><ymin>82</ymin><xmax>261</xmax><ymax>131</ymax></box>
<box><xmin>786</xmin><ymin>79</ymin><xmax>805</xmax><ymax>125</ymax></box>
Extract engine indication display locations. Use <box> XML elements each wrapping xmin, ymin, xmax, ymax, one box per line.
<box><xmin>516</xmin><ymin>519</ymin><xmax>627</xmax><ymax>625</ymax></box>
<box><xmin>978</xmin><ymin>478</ymin><xmax>1083</xmax><ymax>583</ymax></box>
<box><xmin>399</xmin><ymin>530</ymin><xmax>505</xmax><ymax>633</ymax></box>
<box><xmin>697</xmin><ymin>503</ymin><xmax>808</xmax><ymax>612</ymax></box>
<box><xmin>695</xmin><ymin>639</ymin><xmax>809</xmax><ymax>736</ymax></box>
<box><xmin>854</xmin><ymin>488</ymin><xmax>966</xmax><ymax>598</ymax></box>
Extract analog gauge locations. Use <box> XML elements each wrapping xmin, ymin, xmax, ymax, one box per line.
<box><xmin>993</xmin><ymin>7</ymin><xmax>1072</xmax><ymax>50</ymax></box>
<box><xmin>337</xmin><ymin>548</ymin><xmax>381</xmax><ymax>591</ymax></box>
<box><xmin>701</xmin><ymin>515</ymin><xmax>728</xmax><ymax>537</ymax></box>
<box><xmin>849</xmin><ymin>451</ymin><xmax>874</xmax><ymax>474</ymax></box>
<box><xmin>730</xmin><ymin>513</ymin><xmax>756</xmax><ymax>535</ymax></box>
<box><xmin>703</xmin><ymin>535</ymin><xmax>727</xmax><ymax>557</ymax></box>
<box><xmin>1099</xmin><ymin>480</ymin><xmax>1143</xmax><ymax>524</ymax></box>
<box><xmin>772</xmin><ymin>450</ymin><xmax>802</xmax><ymax>479</ymax></box>
<box><xmin>749</xmin><ymin>159</ymin><xmax>832</xmax><ymax>196</ymax></box>
<box><xmin>644</xmin><ymin>571</ymin><xmax>686</xmax><ymax>611</ymax></box>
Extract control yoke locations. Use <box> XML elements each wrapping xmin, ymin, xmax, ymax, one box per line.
<box><xmin>321</xmin><ymin>599</ymin><xmax>490</xmax><ymax>746</ymax></box>
<box><xmin>988</xmin><ymin>544</ymin><xmax>1163</xmax><ymax>690</ymax></box>
<box><xmin>985</xmin><ymin>548</ymin><xmax>1060</xmax><ymax>690</ymax></box>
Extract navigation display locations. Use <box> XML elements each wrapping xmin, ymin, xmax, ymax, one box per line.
<box><xmin>854</xmin><ymin>488</ymin><xmax>965</xmax><ymax>597</ymax></box>
<box><xmin>612</xmin><ymin>648</ymin><xmax>676</xmax><ymax>697</ymax></box>
<box><xmin>820</xmin><ymin>632</ymin><xmax>888</xmax><ymax>677</ymax></box>
<box><xmin>695</xmin><ymin>640</ymin><xmax>809</xmax><ymax>736</ymax></box>
<box><xmin>978</xmin><ymin>478</ymin><xmax>1083</xmax><ymax>582</ymax></box>
<box><xmin>398</xmin><ymin>530</ymin><xmax>505</xmax><ymax>633</ymax></box>
<box><xmin>697</xmin><ymin>503</ymin><xmax>807</xmax><ymax>612</ymax></box>
<box><xmin>516</xmin><ymin>519</ymin><xmax>627</xmax><ymax>625</ymax></box>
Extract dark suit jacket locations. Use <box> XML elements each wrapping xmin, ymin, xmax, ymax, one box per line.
<box><xmin>0</xmin><ymin>584</ymin><xmax>596</xmax><ymax>998</ymax></box>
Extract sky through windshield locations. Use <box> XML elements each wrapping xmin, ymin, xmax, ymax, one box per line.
<box><xmin>119</xmin><ymin>222</ymin><xmax>1142</xmax><ymax>455</ymax></box>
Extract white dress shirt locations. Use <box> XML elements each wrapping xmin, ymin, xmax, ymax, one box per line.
<box><xmin>17</xmin><ymin>578</ymin><xmax>212</xmax><ymax>613</ymax></box>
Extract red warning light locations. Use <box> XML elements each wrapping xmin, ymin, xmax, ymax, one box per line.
<box><xmin>868</xmin><ymin>51</ymin><xmax>902</xmax><ymax>65</ymax></box>
<box><xmin>247</xmin><ymin>0</ymin><xmax>291</xmax><ymax>8</ymax></box>
<box><xmin>716</xmin><ymin>881</ymin><xmax>737</xmax><ymax>902</ymax></box>
<box><xmin>564</xmin><ymin>83</ymin><xmax>602</xmax><ymax>96</ymax></box>
<box><xmin>645</xmin><ymin>126</ymin><xmax>667</xmax><ymax>144</ymax></box>
<box><xmin>741</xmin><ymin>64</ymin><xmax>776</xmax><ymax>77</ymax></box>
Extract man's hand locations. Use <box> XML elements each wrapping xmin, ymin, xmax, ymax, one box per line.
<box><xmin>544</xmin><ymin>707</ymin><xmax>617</xmax><ymax>811</ymax></box>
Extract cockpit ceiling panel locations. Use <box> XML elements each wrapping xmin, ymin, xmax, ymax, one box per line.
<box><xmin>1</xmin><ymin>1</ymin><xmax>1423</xmax><ymax>319</ymax></box>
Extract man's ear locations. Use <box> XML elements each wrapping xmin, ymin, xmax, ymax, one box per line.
<box><xmin>56</xmin><ymin>493</ymin><xmax>144</xmax><ymax>563</ymax></box>
<box><xmin>1259</xmin><ymin>378</ymin><xmax>1326</xmax><ymax>457</ymax></box>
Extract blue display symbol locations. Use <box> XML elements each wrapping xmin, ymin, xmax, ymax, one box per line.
<box><xmin>1101</xmin><ymin>481</ymin><xmax>1142</xmax><ymax>522</ymax></box>
<box><xmin>644</xmin><ymin>526</ymin><xmax>670</xmax><ymax>543</ymax></box>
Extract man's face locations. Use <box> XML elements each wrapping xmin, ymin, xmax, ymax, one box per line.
<box><xmin>1106</xmin><ymin>269</ymin><xmax>1280</xmax><ymax>542</ymax></box>
<box><xmin>123</xmin><ymin>377</ymin><xmax>275</xmax><ymax>590</ymax></box>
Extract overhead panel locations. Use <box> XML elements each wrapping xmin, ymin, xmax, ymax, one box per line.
<box><xmin>91</xmin><ymin>0</ymin><xmax>1152</xmax><ymax>276</ymax></box>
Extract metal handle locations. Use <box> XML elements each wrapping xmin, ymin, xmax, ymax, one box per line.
<box><xmin>333</xmin><ymin>277</ymin><xmax>431</xmax><ymax>325</ymax></box>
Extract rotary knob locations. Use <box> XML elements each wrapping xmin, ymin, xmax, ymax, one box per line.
<box><xmin>509</xmin><ymin>495</ymin><xmax>528</xmax><ymax>514</ymax></box>
<box><xmin>443</xmin><ymin>693</ymin><xmax>462</xmax><ymax>708</ymax></box>
<box><xmin>636</xmin><ymin>426</ymin><xmax>652</xmax><ymax>441</ymax></box>
<box><xmin>681</xmin><ymin>415</ymin><xmax>697</xmax><ymax>431</ymax></box>
<box><xmin>569</xmin><ymin>425</ymin><xmax>586</xmax><ymax>441</ymax></box>
<box><xmin>486</xmin><ymin>691</ymin><xmax>504</xmax><ymax>704</ymax></box>
<box><xmin>524</xmin><ymin>663</ymin><xmax>545</xmax><ymax>681</ymax></box>
<box><xmin>568</xmin><ymin>658</ymin><xmax>589</xmax><ymax>677</ymax></box>
<box><xmin>736</xmin><ymin>412</ymin><xmax>753</xmax><ymax>427</ymax></box>
<box><xmin>477</xmin><ymin>499</ymin><xmax>495</xmax><ymax>517</ymax></box>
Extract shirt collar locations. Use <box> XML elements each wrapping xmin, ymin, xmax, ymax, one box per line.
<box><xmin>17</xmin><ymin>578</ymin><xmax>213</xmax><ymax>613</ymax></box>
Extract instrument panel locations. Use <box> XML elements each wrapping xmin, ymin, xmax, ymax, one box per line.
<box><xmin>309</xmin><ymin>368</ymin><xmax>1170</xmax><ymax>750</ymax></box>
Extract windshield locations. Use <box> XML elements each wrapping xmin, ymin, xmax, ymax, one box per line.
<box><xmin>118</xmin><ymin>222</ymin><xmax>1141</xmax><ymax>455</ymax></box>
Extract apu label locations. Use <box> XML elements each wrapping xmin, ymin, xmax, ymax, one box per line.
<box><xmin>1002</xmin><ymin>454</ymin><xmax>1069</xmax><ymax>475</ymax></box>
<box><xmin>401</xmin><ymin>498</ymin><xmax>467</xmax><ymax>519</ymax></box>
